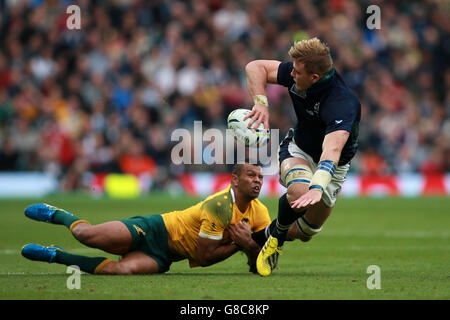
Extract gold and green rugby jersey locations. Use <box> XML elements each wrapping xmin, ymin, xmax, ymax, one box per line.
<box><xmin>161</xmin><ymin>185</ymin><xmax>271</xmax><ymax>267</ymax></box>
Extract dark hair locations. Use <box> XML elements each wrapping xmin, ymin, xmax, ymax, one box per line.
<box><xmin>232</xmin><ymin>160</ymin><xmax>262</xmax><ymax>176</ymax></box>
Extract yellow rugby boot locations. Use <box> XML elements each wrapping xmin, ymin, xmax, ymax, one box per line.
<box><xmin>256</xmin><ymin>235</ymin><xmax>282</xmax><ymax>277</ymax></box>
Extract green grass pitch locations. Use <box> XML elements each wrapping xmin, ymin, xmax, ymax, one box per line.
<box><xmin>0</xmin><ymin>194</ymin><xmax>448</xmax><ymax>300</ymax></box>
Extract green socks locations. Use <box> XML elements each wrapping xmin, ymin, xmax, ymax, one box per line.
<box><xmin>50</xmin><ymin>209</ymin><xmax>106</xmax><ymax>273</ymax></box>
<box><xmin>51</xmin><ymin>210</ymin><xmax>80</xmax><ymax>228</ymax></box>
<box><xmin>55</xmin><ymin>250</ymin><xmax>111</xmax><ymax>274</ymax></box>
<box><xmin>51</xmin><ymin>210</ymin><xmax>90</xmax><ymax>231</ymax></box>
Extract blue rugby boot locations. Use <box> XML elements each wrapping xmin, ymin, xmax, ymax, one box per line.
<box><xmin>24</xmin><ymin>203</ymin><xmax>73</xmax><ymax>223</ymax></box>
<box><xmin>21</xmin><ymin>244</ymin><xmax>64</xmax><ymax>263</ymax></box>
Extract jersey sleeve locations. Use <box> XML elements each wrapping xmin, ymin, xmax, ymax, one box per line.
<box><xmin>198</xmin><ymin>192</ymin><xmax>234</xmax><ymax>240</ymax></box>
<box><xmin>277</xmin><ymin>62</ymin><xmax>295</xmax><ymax>88</ymax></box>
<box><xmin>321</xmin><ymin>96</ymin><xmax>360</xmax><ymax>135</ymax></box>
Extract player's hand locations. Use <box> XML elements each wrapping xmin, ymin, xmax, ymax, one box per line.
<box><xmin>244</xmin><ymin>104</ymin><xmax>269</xmax><ymax>130</ymax></box>
<box><xmin>227</xmin><ymin>221</ymin><xmax>252</xmax><ymax>248</ymax></box>
<box><xmin>290</xmin><ymin>189</ymin><xmax>323</xmax><ymax>210</ymax></box>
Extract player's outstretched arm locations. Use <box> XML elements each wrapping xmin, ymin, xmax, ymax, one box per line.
<box><xmin>291</xmin><ymin>130</ymin><xmax>350</xmax><ymax>209</ymax></box>
<box><xmin>244</xmin><ymin>60</ymin><xmax>281</xmax><ymax>130</ymax></box>
<box><xmin>319</xmin><ymin>130</ymin><xmax>350</xmax><ymax>164</ymax></box>
<box><xmin>196</xmin><ymin>237</ymin><xmax>239</xmax><ymax>267</ymax></box>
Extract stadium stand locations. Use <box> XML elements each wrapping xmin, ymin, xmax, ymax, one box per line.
<box><xmin>0</xmin><ymin>0</ymin><xmax>448</xmax><ymax>196</ymax></box>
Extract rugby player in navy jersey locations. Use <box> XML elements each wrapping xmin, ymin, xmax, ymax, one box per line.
<box><xmin>244</xmin><ymin>38</ymin><xmax>361</xmax><ymax>276</ymax></box>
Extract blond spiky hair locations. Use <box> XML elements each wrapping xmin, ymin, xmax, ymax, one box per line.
<box><xmin>288</xmin><ymin>37</ymin><xmax>333</xmax><ymax>76</ymax></box>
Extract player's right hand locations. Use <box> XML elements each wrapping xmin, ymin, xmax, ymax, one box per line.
<box><xmin>244</xmin><ymin>104</ymin><xmax>269</xmax><ymax>130</ymax></box>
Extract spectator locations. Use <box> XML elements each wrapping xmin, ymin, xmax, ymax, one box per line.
<box><xmin>119</xmin><ymin>138</ymin><xmax>157</xmax><ymax>178</ymax></box>
<box><xmin>0</xmin><ymin>137</ymin><xmax>18</xmax><ymax>171</ymax></box>
<box><xmin>0</xmin><ymin>0</ymin><xmax>447</xmax><ymax>193</ymax></box>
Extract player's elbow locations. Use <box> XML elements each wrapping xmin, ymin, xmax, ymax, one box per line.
<box><xmin>245</xmin><ymin>60</ymin><xmax>264</xmax><ymax>75</ymax></box>
<box><xmin>245</xmin><ymin>60</ymin><xmax>257</xmax><ymax>70</ymax></box>
<box><xmin>197</xmin><ymin>256</ymin><xmax>213</xmax><ymax>267</ymax></box>
<box><xmin>198</xmin><ymin>262</ymin><xmax>210</xmax><ymax>268</ymax></box>
<box><xmin>196</xmin><ymin>252</ymin><xmax>214</xmax><ymax>267</ymax></box>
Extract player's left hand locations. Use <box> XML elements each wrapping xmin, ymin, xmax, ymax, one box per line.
<box><xmin>227</xmin><ymin>221</ymin><xmax>252</xmax><ymax>248</ymax></box>
<box><xmin>290</xmin><ymin>189</ymin><xmax>323</xmax><ymax>209</ymax></box>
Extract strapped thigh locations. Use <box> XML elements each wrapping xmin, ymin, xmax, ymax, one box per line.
<box><xmin>280</xmin><ymin>164</ymin><xmax>313</xmax><ymax>188</ymax></box>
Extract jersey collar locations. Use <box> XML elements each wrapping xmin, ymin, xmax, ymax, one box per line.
<box><xmin>229</xmin><ymin>186</ymin><xmax>236</xmax><ymax>203</ymax></box>
<box><xmin>307</xmin><ymin>67</ymin><xmax>335</xmax><ymax>95</ymax></box>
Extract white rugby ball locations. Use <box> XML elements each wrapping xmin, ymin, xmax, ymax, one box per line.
<box><xmin>227</xmin><ymin>108</ymin><xmax>270</xmax><ymax>147</ymax></box>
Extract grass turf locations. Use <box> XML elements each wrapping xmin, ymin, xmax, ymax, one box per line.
<box><xmin>0</xmin><ymin>194</ymin><xmax>448</xmax><ymax>300</ymax></box>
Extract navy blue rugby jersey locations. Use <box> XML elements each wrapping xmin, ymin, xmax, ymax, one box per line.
<box><xmin>277</xmin><ymin>61</ymin><xmax>360</xmax><ymax>166</ymax></box>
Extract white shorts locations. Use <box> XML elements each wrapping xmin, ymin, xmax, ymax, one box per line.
<box><xmin>278</xmin><ymin>131</ymin><xmax>350</xmax><ymax>208</ymax></box>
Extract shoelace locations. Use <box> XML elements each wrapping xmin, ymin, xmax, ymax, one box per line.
<box><xmin>268</xmin><ymin>250</ymin><xmax>282</xmax><ymax>270</ymax></box>
<box><xmin>262</xmin><ymin>239</ymin><xmax>283</xmax><ymax>270</ymax></box>
<box><xmin>263</xmin><ymin>238</ymin><xmax>282</xmax><ymax>254</ymax></box>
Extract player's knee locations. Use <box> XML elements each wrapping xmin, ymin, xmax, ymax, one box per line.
<box><xmin>283</xmin><ymin>164</ymin><xmax>313</xmax><ymax>209</ymax></box>
<box><xmin>117</xmin><ymin>264</ymin><xmax>136</xmax><ymax>275</ymax></box>
<box><xmin>99</xmin><ymin>261</ymin><xmax>133</xmax><ymax>275</ymax></box>
<box><xmin>72</xmin><ymin>225</ymin><xmax>96</xmax><ymax>245</ymax></box>
<box><xmin>286</xmin><ymin>188</ymin><xmax>300</xmax><ymax>204</ymax></box>
<box><xmin>108</xmin><ymin>262</ymin><xmax>136</xmax><ymax>275</ymax></box>
<box><xmin>286</xmin><ymin>187</ymin><xmax>307</xmax><ymax>212</ymax></box>
<box><xmin>282</xmin><ymin>164</ymin><xmax>312</xmax><ymax>189</ymax></box>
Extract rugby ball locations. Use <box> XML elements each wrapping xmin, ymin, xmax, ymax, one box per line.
<box><xmin>227</xmin><ymin>108</ymin><xmax>270</xmax><ymax>148</ymax></box>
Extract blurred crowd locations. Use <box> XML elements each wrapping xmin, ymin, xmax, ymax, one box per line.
<box><xmin>0</xmin><ymin>0</ymin><xmax>449</xmax><ymax>192</ymax></box>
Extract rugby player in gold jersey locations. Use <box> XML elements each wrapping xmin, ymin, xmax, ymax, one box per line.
<box><xmin>22</xmin><ymin>162</ymin><xmax>276</xmax><ymax>274</ymax></box>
